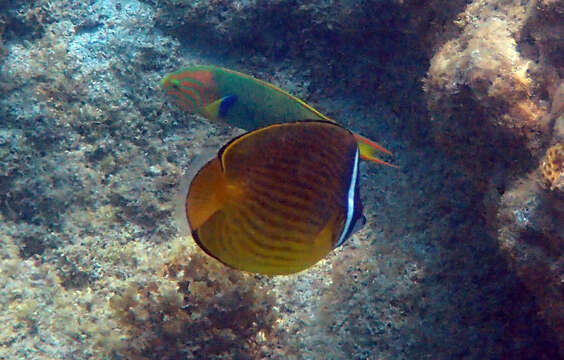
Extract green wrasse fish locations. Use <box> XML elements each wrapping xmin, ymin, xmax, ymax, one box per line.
<box><xmin>186</xmin><ymin>121</ymin><xmax>365</xmax><ymax>275</ymax></box>
<box><xmin>161</xmin><ymin>65</ymin><xmax>396</xmax><ymax>167</ymax></box>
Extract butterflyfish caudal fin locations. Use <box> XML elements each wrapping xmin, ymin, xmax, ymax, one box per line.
<box><xmin>186</xmin><ymin>120</ymin><xmax>364</xmax><ymax>275</ymax></box>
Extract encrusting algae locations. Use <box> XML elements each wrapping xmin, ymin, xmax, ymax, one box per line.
<box><xmin>105</xmin><ymin>237</ymin><xmax>288</xmax><ymax>360</ymax></box>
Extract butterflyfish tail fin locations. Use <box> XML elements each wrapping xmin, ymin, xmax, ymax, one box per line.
<box><xmin>353</xmin><ymin>133</ymin><xmax>399</xmax><ymax>168</ymax></box>
<box><xmin>200</xmin><ymin>95</ymin><xmax>238</xmax><ymax>120</ymax></box>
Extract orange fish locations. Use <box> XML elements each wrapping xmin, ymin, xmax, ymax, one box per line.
<box><xmin>185</xmin><ymin>120</ymin><xmax>365</xmax><ymax>275</ymax></box>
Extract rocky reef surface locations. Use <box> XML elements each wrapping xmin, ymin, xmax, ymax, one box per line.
<box><xmin>0</xmin><ymin>0</ymin><xmax>562</xmax><ymax>359</ymax></box>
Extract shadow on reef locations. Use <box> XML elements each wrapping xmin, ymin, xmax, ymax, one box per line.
<box><xmin>319</xmin><ymin>146</ymin><xmax>561</xmax><ymax>359</ymax></box>
<box><xmin>428</xmin><ymin>87</ymin><xmax>538</xmax><ymax>185</ymax></box>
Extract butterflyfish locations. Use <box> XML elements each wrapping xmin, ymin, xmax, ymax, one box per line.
<box><xmin>185</xmin><ymin>120</ymin><xmax>365</xmax><ymax>275</ymax></box>
<box><xmin>161</xmin><ymin>65</ymin><xmax>397</xmax><ymax>167</ymax></box>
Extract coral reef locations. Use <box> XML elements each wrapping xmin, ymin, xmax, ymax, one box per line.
<box><xmin>0</xmin><ymin>222</ymin><xmax>98</xmax><ymax>358</ymax></box>
<box><xmin>0</xmin><ymin>0</ymin><xmax>180</xmax><ymax>269</ymax></box>
<box><xmin>497</xmin><ymin>171</ymin><xmax>564</xmax><ymax>351</ymax></box>
<box><xmin>423</xmin><ymin>0</ymin><xmax>564</xmax><ymax>174</ymax></box>
<box><xmin>424</xmin><ymin>1</ymin><xmax>551</xmax><ymax>174</ymax></box>
<box><xmin>1</xmin><ymin>0</ymin><xmax>563</xmax><ymax>358</ymax></box>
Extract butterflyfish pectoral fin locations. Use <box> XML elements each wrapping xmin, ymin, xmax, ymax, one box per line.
<box><xmin>353</xmin><ymin>133</ymin><xmax>399</xmax><ymax>168</ymax></box>
<box><xmin>200</xmin><ymin>95</ymin><xmax>238</xmax><ymax>120</ymax></box>
<box><xmin>186</xmin><ymin>157</ymin><xmax>228</xmax><ymax>230</ymax></box>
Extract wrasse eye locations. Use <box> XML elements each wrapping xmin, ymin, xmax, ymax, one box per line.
<box><xmin>171</xmin><ymin>79</ymin><xmax>180</xmax><ymax>88</ymax></box>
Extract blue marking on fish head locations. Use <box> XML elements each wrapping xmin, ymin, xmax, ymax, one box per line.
<box><xmin>218</xmin><ymin>95</ymin><xmax>238</xmax><ymax>118</ymax></box>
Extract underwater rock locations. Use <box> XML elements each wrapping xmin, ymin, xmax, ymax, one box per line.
<box><xmin>423</xmin><ymin>1</ymin><xmax>564</xmax><ymax>171</ymax></box>
<box><xmin>424</xmin><ymin>1</ymin><xmax>564</xmax><ymax>352</ymax></box>
<box><xmin>2</xmin><ymin>0</ymin><xmax>563</xmax><ymax>358</ymax></box>
<box><xmin>497</xmin><ymin>170</ymin><xmax>564</xmax><ymax>353</ymax></box>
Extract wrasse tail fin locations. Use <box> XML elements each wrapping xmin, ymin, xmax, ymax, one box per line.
<box><xmin>353</xmin><ymin>133</ymin><xmax>399</xmax><ymax>168</ymax></box>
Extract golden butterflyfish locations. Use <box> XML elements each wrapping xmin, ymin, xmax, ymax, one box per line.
<box><xmin>184</xmin><ymin>120</ymin><xmax>365</xmax><ymax>275</ymax></box>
